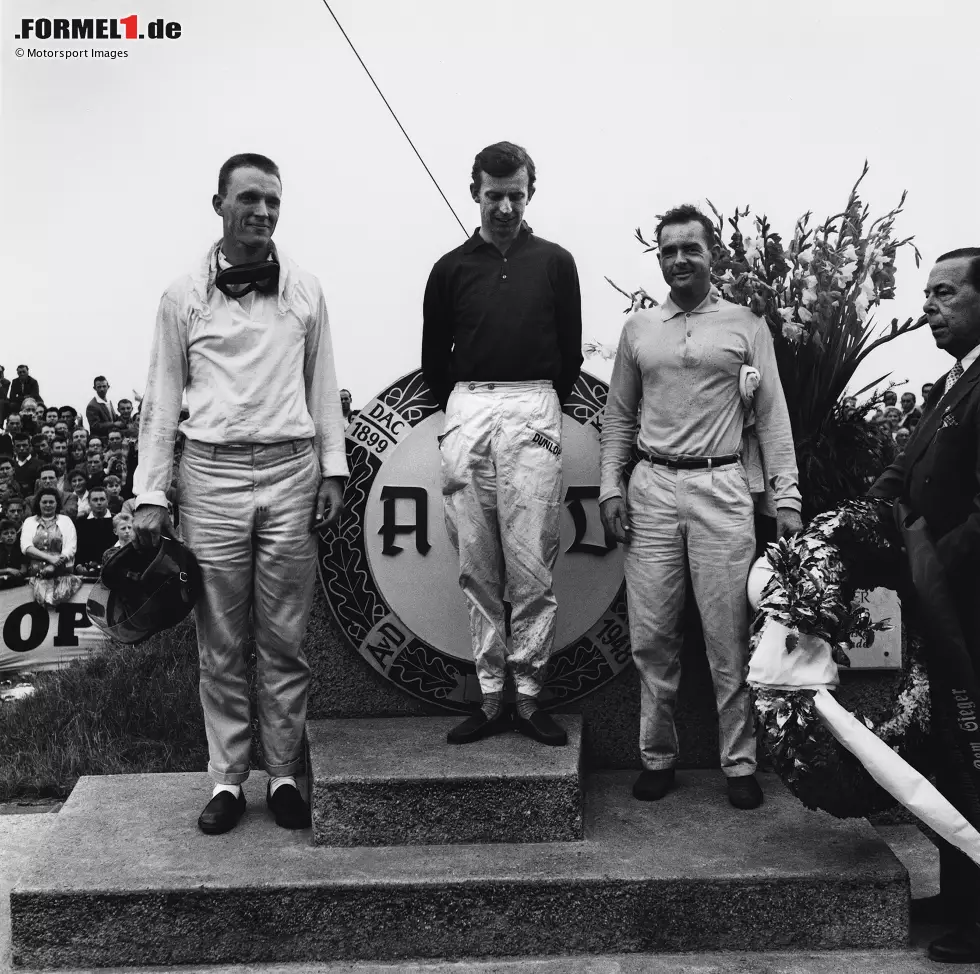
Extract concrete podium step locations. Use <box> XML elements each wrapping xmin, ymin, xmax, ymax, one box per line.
<box><xmin>11</xmin><ymin>769</ymin><xmax>908</xmax><ymax>970</ymax></box>
<box><xmin>307</xmin><ymin>715</ymin><xmax>584</xmax><ymax>846</ymax></box>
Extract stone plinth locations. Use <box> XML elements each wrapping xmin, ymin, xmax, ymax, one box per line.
<box><xmin>11</xmin><ymin>770</ymin><xmax>908</xmax><ymax>969</ymax></box>
<box><xmin>304</xmin><ymin>588</ymin><xmax>909</xmax><ymax>774</ymax></box>
<box><xmin>308</xmin><ymin>716</ymin><xmax>583</xmax><ymax>846</ymax></box>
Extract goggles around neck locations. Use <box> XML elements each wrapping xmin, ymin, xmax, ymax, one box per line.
<box><xmin>214</xmin><ymin>254</ymin><xmax>280</xmax><ymax>298</ymax></box>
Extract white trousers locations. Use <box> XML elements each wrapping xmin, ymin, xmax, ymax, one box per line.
<box><xmin>625</xmin><ymin>460</ymin><xmax>757</xmax><ymax>776</ymax></box>
<box><xmin>439</xmin><ymin>381</ymin><xmax>563</xmax><ymax>697</ymax></box>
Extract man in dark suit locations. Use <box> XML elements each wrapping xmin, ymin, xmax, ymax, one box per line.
<box><xmin>870</xmin><ymin>247</ymin><xmax>980</xmax><ymax>964</ymax></box>
<box><xmin>85</xmin><ymin>376</ymin><xmax>123</xmax><ymax>440</ymax></box>
<box><xmin>7</xmin><ymin>365</ymin><xmax>40</xmax><ymax>415</ymax></box>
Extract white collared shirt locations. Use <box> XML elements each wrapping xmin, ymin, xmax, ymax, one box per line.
<box><xmin>959</xmin><ymin>343</ymin><xmax>980</xmax><ymax>373</ymax></box>
<box><xmin>600</xmin><ymin>287</ymin><xmax>801</xmax><ymax>510</ymax></box>
<box><xmin>133</xmin><ymin>241</ymin><xmax>348</xmax><ymax>507</ymax></box>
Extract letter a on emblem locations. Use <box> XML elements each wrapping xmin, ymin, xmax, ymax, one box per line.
<box><xmin>379</xmin><ymin>486</ymin><xmax>432</xmax><ymax>556</ymax></box>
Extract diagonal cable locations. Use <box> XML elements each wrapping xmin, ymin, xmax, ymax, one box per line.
<box><xmin>319</xmin><ymin>0</ymin><xmax>468</xmax><ymax>237</ymax></box>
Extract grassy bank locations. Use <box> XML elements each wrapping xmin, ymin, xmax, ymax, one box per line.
<box><xmin>0</xmin><ymin>620</ymin><xmax>208</xmax><ymax>801</ymax></box>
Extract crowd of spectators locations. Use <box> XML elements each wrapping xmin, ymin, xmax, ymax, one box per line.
<box><xmin>842</xmin><ymin>382</ymin><xmax>927</xmax><ymax>455</ymax></box>
<box><xmin>0</xmin><ymin>366</ymin><xmax>143</xmax><ymax>604</ymax></box>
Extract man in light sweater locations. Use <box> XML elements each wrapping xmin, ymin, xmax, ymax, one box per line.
<box><xmin>599</xmin><ymin>204</ymin><xmax>801</xmax><ymax>809</ymax></box>
<box><xmin>132</xmin><ymin>153</ymin><xmax>348</xmax><ymax>835</ymax></box>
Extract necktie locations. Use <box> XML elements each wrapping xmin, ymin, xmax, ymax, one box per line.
<box><xmin>945</xmin><ymin>360</ymin><xmax>965</xmax><ymax>395</ymax></box>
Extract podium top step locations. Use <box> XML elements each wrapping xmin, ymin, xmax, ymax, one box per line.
<box><xmin>307</xmin><ymin>715</ymin><xmax>583</xmax><ymax>783</ymax></box>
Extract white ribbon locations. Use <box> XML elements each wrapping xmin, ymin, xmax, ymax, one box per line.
<box><xmin>813</xmin><ymin>688</ymin><xmax>980</xmax><ymax>866</ymax></box>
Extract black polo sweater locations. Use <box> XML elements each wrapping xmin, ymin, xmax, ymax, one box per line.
<box><xmin>421</xmin><ymin>226</ymin><xmax>583</xmax><ymax>410</ymax></box>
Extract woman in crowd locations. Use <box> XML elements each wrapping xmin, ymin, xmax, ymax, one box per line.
<box><xmin>63</xmin><ymin>468</ymin><xmax>90</xmax><ymax>520</ymax></box>
<box><xmin>20</xmin><ymin>486</ymin><xmax>83</xmax><ymax>605</ymax></box>
<box><xmin>883</xmin><ymin>406</ymin><xmax>903</xmax><ymax>432</ymax></box>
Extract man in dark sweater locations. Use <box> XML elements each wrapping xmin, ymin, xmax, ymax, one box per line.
<box><xmin>7</xmin><ymin>365</ymin><xmax>40</xmax><ymax>415</ymax></box>
<box><xmin>421</xmin><ymin>141</ymin><xmax>583</xmax><ymax>747</ymax></box>
<box><xmin>11</xmin><ymin>434</ymin><xmax>41</xmax><ymax>497</ymax></box>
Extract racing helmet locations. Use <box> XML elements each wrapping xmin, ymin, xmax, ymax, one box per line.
<box><xmin>87</xmin><ymin>536</ymin><xmax>201</xmax><ymax>644</ymax></box>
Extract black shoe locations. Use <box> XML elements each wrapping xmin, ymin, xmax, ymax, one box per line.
<box><xmin>928</xmin><ymin>923</ymin><xmax>980</xmax><ymax>964</ymax></box>
<box><xmin>197</xmin><ymin>789</ymin><xmax>246</xmax><ymax>835</ymax></box>
<box><xmin>446</xmin><ymin>707</ymin><xmax>511</xmax><ymax>744</ymax></box>
<box><xmin>727</xmin><ymin>774</ymin><xmax>764</xmax><ymax>809</ymax></box>
<box><xmin>633</xmin><ymin>769</ymin><xmax>675</xmax><ymax>801</ymax></box>
<box><xmin>266</xmin><ymin>782</ymin><xmax>312</xmax><ymax>830</ymax></box>
<box><xmin>515</xmin><ymin>710</ymin><xmax>567</xmax><ymax>746</ymax></box>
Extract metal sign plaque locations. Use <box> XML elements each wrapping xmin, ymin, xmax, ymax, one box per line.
<box><xmin>318</xmin><ymin>370</ymin><xmax>629</xmax><ymax>711</ymax></box>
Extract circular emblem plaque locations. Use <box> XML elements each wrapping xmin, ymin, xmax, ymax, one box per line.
<box><xmin>319</xmin><ymin>370</ymin><xmax>630</xmax><ymax>711</ymax></box>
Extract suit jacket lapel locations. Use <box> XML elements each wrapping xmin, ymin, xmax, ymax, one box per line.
<box><xmin>903</xmin><ymin>357</ymin><xmax>980</xmax><ymax>471</ymax></box>
<box><xmin>938</xmin><ymin>355</ymin><xmax>980</xmax><ymax>417</ymax></box>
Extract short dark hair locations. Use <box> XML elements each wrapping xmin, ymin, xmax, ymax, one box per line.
<box><xmin>17</xmin><ymin>364</ymin><xmax>28</xmax><ymax>371</ymax></box>
<box><xmin>0</xmin><ymin>519</ymin><xmax>15</xmax><ymax>533</ymax></box>
<box><xmin>38</xmin><ymin>465</ymin><xmax>57</xmax><ymax>478</ymax></box>
<box><xmin>88</xmin><ymin>485</ymin><xmax>107</xmax><ymax>498</ymax></box>
<box><xmin>104</xmin><ymin>474</ymin><xmax>122</xmax><ymax>487</ymax></box>
<box><xmin>655</xmin><ymin>204</ymin><xmax>717</xmax><ymax>250</ymax></box>
<box><xmin>93</xmin><ymin>375</ymin><xmax>107</xmax><ymax>385</ymax></box>
<box><xmin>470</xmin><ymin>142</ymin><xmax>536</xmax><ymax>199</ymax></box>
<box><xmin>60</xmin><ymin>405</ymin><xmax>77</xmax><ymax>417</ymax></box>
<box><xmin>32</xmin><ymin>486</ymin><xmax>62</xmax><ymax>514</ymax></box>
<box><xmin>0</xmin><ymin>453</ymin><xmax>12</xmax><ymax>465</ymax></box>
<box><xmin>936</xmin><ymin>248</ymin><xmax>980</xmax><ymax>293</ymax></box>
<box><xmin>13</xmin><ymin>434</ymin><xmax>29</xmax><ymax>445</ymax></box>
<box><xmin>117</xmin><ymin>398</ymin><xmax>132</xmax><ymax>408</ymax></box>
<box><xmin>217</xmin><ymin>153</ymin><xmax>281</xmax><ymax>198</ymax></box>
<box><xmin>68</xmin><ymin>468</ymin><xmax>89</xmax><ymax>486</ymax></box>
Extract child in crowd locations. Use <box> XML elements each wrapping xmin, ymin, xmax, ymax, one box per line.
<box><xmin>110</xmin><ymin>512</ymin><xmax>133</xmax><ymax>549</ymax></box>
<box><xmin>0</xmin><ymin>518</ymin><xmax>26</xmax><ymax>589</ymax></box>
<box><xmin>5</xmin><ymin>498</ymin><xmax>25</xmax><ymax>532</ymax></box>
<box><xmin>103</xmin><ymin>475</ymin><xmax>124</xmax><ymax>514</ymax></box>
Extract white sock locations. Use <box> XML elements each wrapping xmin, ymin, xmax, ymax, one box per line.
<box><xmin>212</xmin><ymin>783</ymin><xmax>241</xmax><ymax>799</ymax></box>
<box><xmin>269</xmin><ymin>775</ymin><xmax>297</xmax><ymax>797</ymax></box>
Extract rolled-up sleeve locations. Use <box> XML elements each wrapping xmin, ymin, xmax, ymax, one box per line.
<box><xmin>305</xmin><ymin>284</ymin><xmax>349</xmax><ymax>480</ymax></box>
<box><xmin>750</xmin><ymin>322</ymin><xmax>802</xmax><ymax>513</ymax></box>
<box><xmin>599</xmin><ymin>321</ymin><xmax>641</xmax><ymax>503</ymax></box>
<box><xmin>133</xmin><ymin>292</ymin><xmax>188</xmax><ymax>508</ymax></box>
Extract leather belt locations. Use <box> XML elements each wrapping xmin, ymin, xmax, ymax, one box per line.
<box><xmin>639</xmin><ymin>451</ymin><xmax>739</xmax><ymax>470</ymax></box>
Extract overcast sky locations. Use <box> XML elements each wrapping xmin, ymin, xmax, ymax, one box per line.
<box><xmin>2</xmin><ymin>0</ymin><xmax>978</xmax><ymax>414</ymax></box>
